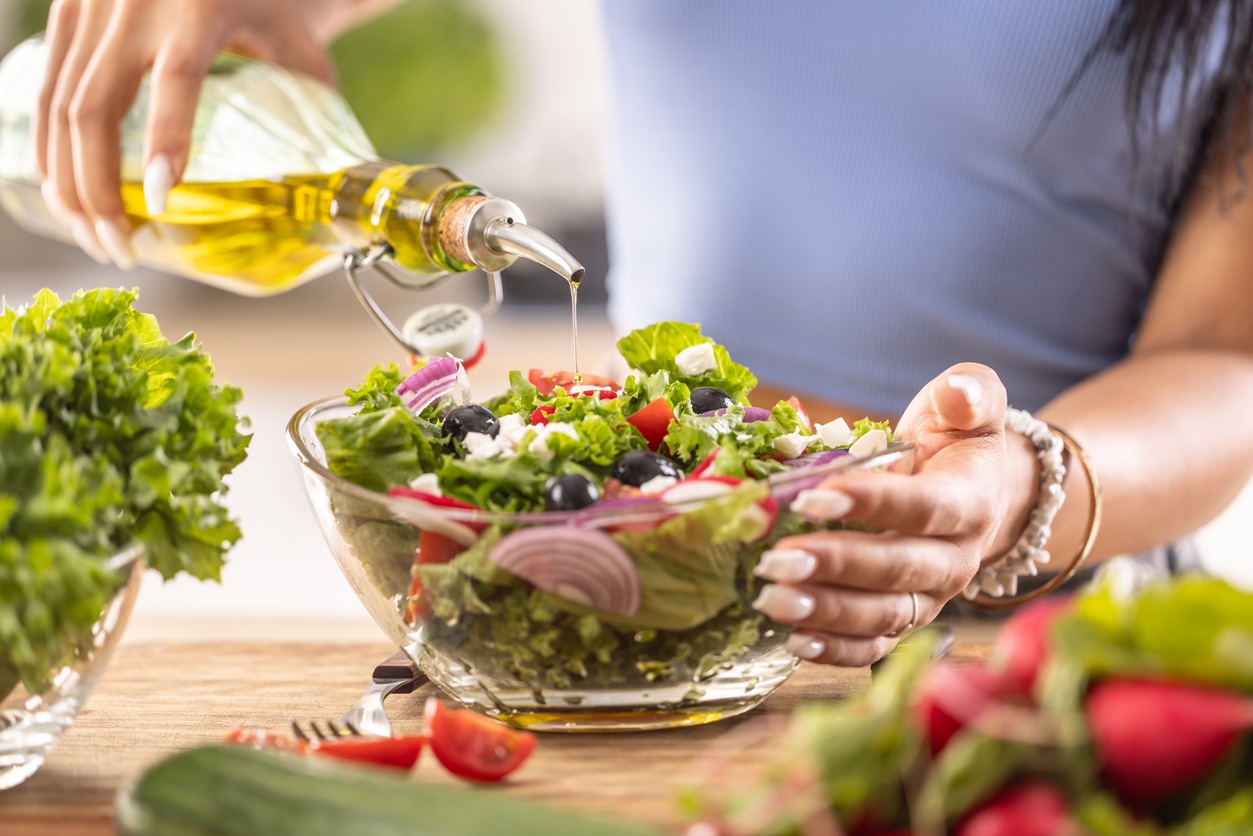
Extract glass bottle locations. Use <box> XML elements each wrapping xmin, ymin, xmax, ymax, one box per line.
<box><xmin>0</xmin><ymin>37</ymin><xmax>582</xmax><ymax>354</ymax></box>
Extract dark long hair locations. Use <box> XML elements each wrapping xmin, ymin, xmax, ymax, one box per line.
<box><xmin>1100</xmin><ymin>0</ymin><xmax>1253</xmax><ymax>199</ymax></box>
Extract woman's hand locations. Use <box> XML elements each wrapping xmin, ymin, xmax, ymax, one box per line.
<box><xmin>751</xmin><ymin>362</ymin><xmax>1022</xmax><ymax>666</ymax></box>
<box><xmin>35</xmin><ymin>0</ymin><xmax>336</xmax><ymax>266</ymax></box>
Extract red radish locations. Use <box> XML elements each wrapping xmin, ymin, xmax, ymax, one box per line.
<box><xmin>987</xmin><ymin>594</ymin><xmax>1074</xmax><ymax>699</ymax></box>
<box><xmin>1086</xmin><ymin>677</ymin><xmax>1253</xmax><ymax>808</ymax></box>
<box><xmin>690</xmin><ymin>447</ymin><xmax>722</xmax><ymax>478</ymax></box>
<box><xmin>910</xmin><ymin>662</ymin><xmax>1022</xmax><ymax>755</ymax></box>
<box><xmin>660</xmin><ymin>477</ymin><xmax>778</xmax><ymax>540</ymax></box>
<box><xmin>955</xmin><ymin>782</ymin><xmax>1077</xmax><ymax>836</ymax></box>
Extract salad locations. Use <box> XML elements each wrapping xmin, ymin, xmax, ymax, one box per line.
<box><xmin>315</xmin><ymin>322</ymin><xmax>897</xmax><ymax>694</ymax></box>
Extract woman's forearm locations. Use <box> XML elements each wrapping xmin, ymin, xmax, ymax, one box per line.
<box><xmin>1036</xmin><ymin>349</ymin><xmax>1253</xmax><ymax>564</ymax></box>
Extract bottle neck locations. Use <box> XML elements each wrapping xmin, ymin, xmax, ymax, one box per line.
<box><xmin>330</xmin><ymin>161</ymin><xmax>486</xmax><ymax>277</ymax></box>
<box><xmin>330</xmin><ymin>161</ymin><xmax>585</xmax><ymax>287</ymax></box>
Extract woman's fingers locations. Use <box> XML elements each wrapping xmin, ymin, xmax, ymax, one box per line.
<box><xmin>756</xmin><ymin>530</ymin><xmax>964</xmax><ymax>593</ymax></box>
<box><xmin>142</xmin><ymin>25</ymin><xmax>222</xmax><ymax>215</ymax></box>
<box><xmin>34</xmin><ymin>0</ymin><xmax>339</xmax><ymax>263</ymax></box>
<box><xmin>35</xmin><ymin>0</ymin><xmax>80</xmax><ymax>183</ymax></box>
<box><xmin>782</xmin><ymin>631</ymin><xmax>900</xmax><ymax>667</ymax></box>
<box><xmin>753</xmin><ymin>582</ymin><xmax>932</xmax><ymax>639</ymax></box>
<box><xmin>71</xmin><ymin>6</ymin><xmax>166</xmax><ymax>266</ymax></box>
<box><xmin>45</xmin><ymin>0</ymin><xmax>114</xmax><ymax>261</ymax></box>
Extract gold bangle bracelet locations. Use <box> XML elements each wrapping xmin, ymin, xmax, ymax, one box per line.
<box><xmin>969</xmin><ymin>423</ymin><xmax>1104</xmax><ymax>611</ymax></box>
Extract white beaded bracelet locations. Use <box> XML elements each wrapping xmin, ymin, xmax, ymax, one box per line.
<box><xmin>962</xmin><ymin>407</ymin><xmax>1066</xmax><ymax>600</ymax></box>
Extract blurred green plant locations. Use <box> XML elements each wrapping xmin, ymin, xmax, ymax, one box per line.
<box><xmin>11</xmin><ymin>0</ymin><xmax>502</xmax><ymax>160</ymax></box>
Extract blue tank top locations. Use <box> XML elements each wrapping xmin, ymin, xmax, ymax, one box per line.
<box><xmin>600</xmin><ymin>2</ymin><xmax>1227</xmax><ymax>415</ymax></box>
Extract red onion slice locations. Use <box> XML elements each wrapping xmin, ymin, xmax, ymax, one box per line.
<box><xmin>781</xmin><ymin>449</ymin><xmax>851</xmax><ymax>468</ymax></box>
<box><xmin>697</xmin><ymin>406</ymin><xmax>772</xmax><ymax>423</ymax></box>
<box><xmin>394</xmin><ymin>356</ymin><xmax>461</xmax><ymax>416</ymax></box>
<box><xmin>489</xmin><ymin>527</ymin><xmax>641</xmax><ymax>617</ymax></box>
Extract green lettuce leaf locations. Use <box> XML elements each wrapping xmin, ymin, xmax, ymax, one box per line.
<box><xmin>616</xmin><ymin>322</ymin><xmax>757</xmax><ymax>403</ymax></box>
<box><xmin>1</xmin><ymin>287</ymin><xmax>250</xmax><ymax>695</ymax></box>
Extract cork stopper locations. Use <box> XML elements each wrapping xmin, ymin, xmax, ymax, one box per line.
<box><xmin>438</xmin><ymin>195</ymin><xmax>494</xmax><ymax>266</ymax></box>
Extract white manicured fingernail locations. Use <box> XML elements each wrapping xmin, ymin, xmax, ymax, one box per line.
<box><xmin>785</xmin><ymin>632</ymin><xmax>826</xmax><ymax>660</ymax></box>
<box><xmin>69</xmin><ymin>216</ymin><xmax>109</xmax><ymax>264</ymax></box>
<box><xmin>793</xmin><ymin>489</ymin><xmax>853</xmax><ymax>521</ymax></box>
<box><xmin>41</xmin><ymin>181</ymin><xmax>70</xmax><ymax>224</ymax></box>
<box><xmin>95</xmin><ymin>219</ymin><xmax>137</xmax><ymax>270</ymax></box>
<box><xmin>755</xmin><ymin>549</ymin><xmax>818</xmax><ymax>583</ymax></box>
<box><xmin>144</xmin><ymin>155</ymin><xmax>173</xmax><ymax>216</ymax></box>
<box><xmin>948</xmin><ymin>374</ymin><xmax>983</xmax><ymax>408</ymax></box>
<box><xmin>752</xmin><ymin>584</ymin><xmax>815</xmax><ymax>622</ymax></box>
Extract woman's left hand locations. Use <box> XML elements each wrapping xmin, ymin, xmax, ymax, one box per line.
<box><xmin>752</xmin><ymin>362</ymin><xmax>1015</xmax><ymax>666</ymax></box>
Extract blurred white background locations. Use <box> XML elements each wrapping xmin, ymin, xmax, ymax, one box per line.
<box><xmin>0</xmin><ymin>1</ymin><xmax>1247</xmax><ymax>644</ymax></box>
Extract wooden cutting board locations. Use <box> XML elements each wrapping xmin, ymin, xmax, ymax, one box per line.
<box><xmin>0</xmin><ymin>630</ymin><xmax>992</xmax><ymax>835</ymax></box>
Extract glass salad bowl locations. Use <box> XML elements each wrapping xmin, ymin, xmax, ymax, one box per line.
<box><xmin>288</xmin><ymin>398</ymin><xmax>915</xmax><ymax>732</ymax></box>
<box><xmin>0</xmin><ymin>543</ymin><xmax>145</xmax><ymax>789</ymax></box>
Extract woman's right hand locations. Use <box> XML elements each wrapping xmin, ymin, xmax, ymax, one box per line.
<box><xmin>35</xmin><ymin>0</ymin><xmax>337</xmax><ymax>267</ymax></box>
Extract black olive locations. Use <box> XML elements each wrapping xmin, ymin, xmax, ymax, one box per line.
<box><xmin>544</xmin><ymin>473</ymin><xmax>600</xmax><ymax>511</ymax></box>
<box><xmin>610</xmin><ymin>450</ymin><xmax>681</xmax><ymax>487</ymax></box>
<box><xmin>441</xmin><ymin>404</ymin><xmax>499</xmax><ymax>441</ymax></box>
<box><xmin>690</xmin><ymin>386</ymin><xmax>734</xmax><ymax>414</ymax></box>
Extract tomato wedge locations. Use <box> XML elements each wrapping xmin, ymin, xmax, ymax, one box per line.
<box><xmin>312</xmin><ymin>734</ymin><xmax>426</xmax><ymax>770</ymax></box>
<box><xmin>529</xmin><ymin>404</ymin><xmax>556</xmax><ymax>426</ymax></box>
<box><xmin>406</xmin><ymin>530</ymin><xmax>465</xmax><ymax>623</ymax></box>
<box><xmin>224</xmin><ymin>727</ymin><xmax>425</xmax><ymax>771</ymax></box>
<box><xmin>423</xmin><ymin>697</ymin><xmax>536</xmax><ymax>782</ymax></box>
<box><xmin>626</xmin><ymin>397</ymin><xmax>675</xmax><ymax>451</ymax></box>
<box><xmin>527</xmin><ymin>369</ymin><xmax>620</xmax><ymax>398</ymax></box>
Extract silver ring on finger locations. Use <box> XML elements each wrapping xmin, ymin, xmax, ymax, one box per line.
<box><xmin>884</xmin><ymin>591</ymin><xmax>919</xmax><ymax>639</ymax></box>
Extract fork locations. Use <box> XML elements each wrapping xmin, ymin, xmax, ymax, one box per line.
<box><xmin>299</xmin><ymin>650</ymin><xmax>425</xmax><ymax>739</ymax></box>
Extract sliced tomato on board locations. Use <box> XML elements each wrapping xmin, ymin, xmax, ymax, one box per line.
<box><xmin>424</xmin><ymin>697</ymin><xmax>536</xmax><ymax>782</ymax></box>
<box><xmin>527</xmin><ymin>369</ymin><xmax>620</xmax><ymax>398</ymax></box>
<box><xmin>625</xmin><ymin>397</ymin><xmax>675</xmax><ymax>451</ymax></box>
<box><xmin>224</xmin><ymin>727</ymin><xmax>425</xmax><ymax>771</ymax></box>
<box><xmin>311</xmin><ymin>735</ymin><xmax>426</xmax><ymax>770</ymax></box>
<box><xmin>224</xmin><ymin>726</ymin><xmax>308</xmax><ymax>755</ymax></box>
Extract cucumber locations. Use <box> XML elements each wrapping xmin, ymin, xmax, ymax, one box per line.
<box><xmin>116</xmin><ymin>745</ymin><xmax>664</xmax><ymax>836</ymax></box>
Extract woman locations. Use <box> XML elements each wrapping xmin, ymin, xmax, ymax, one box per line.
<box><xmin>33</xmin><ymin>0</ymin><xmax>1253</xmax><ymax>666</ymax></box>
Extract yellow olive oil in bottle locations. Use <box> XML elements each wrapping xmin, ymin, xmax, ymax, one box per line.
<box><xmin>0</xmin><ymin>37</ymin><xmax>583</xmax><ymax>314</ymax></box>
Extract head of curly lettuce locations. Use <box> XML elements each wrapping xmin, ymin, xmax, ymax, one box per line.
<box><xmin>0</xmin><ymin>288</ymin><xmax>250</xmax><ymax>698</ymax></box>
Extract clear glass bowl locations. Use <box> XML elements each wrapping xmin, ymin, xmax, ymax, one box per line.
<box><xmin>0</xmin><ymin>543</ymin><xmax>144</xmax><ymax>789</ymax></box>
<box><xmin>288</xmin><ymin>398</ymin><xmax>915</xmax><ymax>732</ymax></box>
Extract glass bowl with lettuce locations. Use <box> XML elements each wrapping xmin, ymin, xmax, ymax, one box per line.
<box><xmin>288</xmin><ymin>322</ymin><xmax>914</xmax><ymax>731</ymax></box>
<box><xmin>1</xmin><ymin>288</ymin><xmax>250</xmax><ymax>788</ymax></box>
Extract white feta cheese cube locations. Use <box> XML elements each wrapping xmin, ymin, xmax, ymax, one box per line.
<box><xmin>497</xmin><ymin>412</ymin><xmax>527</xmax><ymax>450</ymax></box>
<box><xmin>816</xmin><ymin>418</ymin><xmax>853</xmax><ymax>449</ymax></box>
<box><xmin>774</xmin><ymin>432</ymin><xmax>817</xmax><ymax>460</ymax></box>
<box><xmin>464</xmin><ymin>431</ymin><xmax>510</xmax><ymax>460</ymax></box>
<box><xmin>674</xmin><ymin>342</ymin><xmax>718</xmax><ymax>376</ymax></box>
<box><xmin>526</xmin><ymin>422</ymin><xmax>579</xmax><ymax>463</ymax></box>
<box><xmin>849</xmin><ymin>428</ymin><xmax>888</xmax><ymax>458</ymax></box>
<box><xmin>408</xmin><ymin>472</ymin><xmax>442</xmax><ymax>495</ymax></box>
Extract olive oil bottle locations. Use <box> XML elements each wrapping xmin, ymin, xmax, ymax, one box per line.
<box><xmin>0</xmin><ymin>37</ymin><xmax>582</xmax><ymax>299</ymax></box>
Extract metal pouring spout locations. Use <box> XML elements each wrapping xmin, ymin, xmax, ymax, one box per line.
<box><xmin>438</xmin><ymin>195</ymin><xmax>585</xmax><ymax>284</ymax></box>
<box><xmin>485</xmin><ymin>218</ymin><xmax>585</xmax><ymax>285</ymax></box>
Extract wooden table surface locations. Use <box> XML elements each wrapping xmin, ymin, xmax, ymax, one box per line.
<box><xmin>1</xmin><ymin>623</ymin><xmax>994</xmax><ymax>836</ymax></box>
